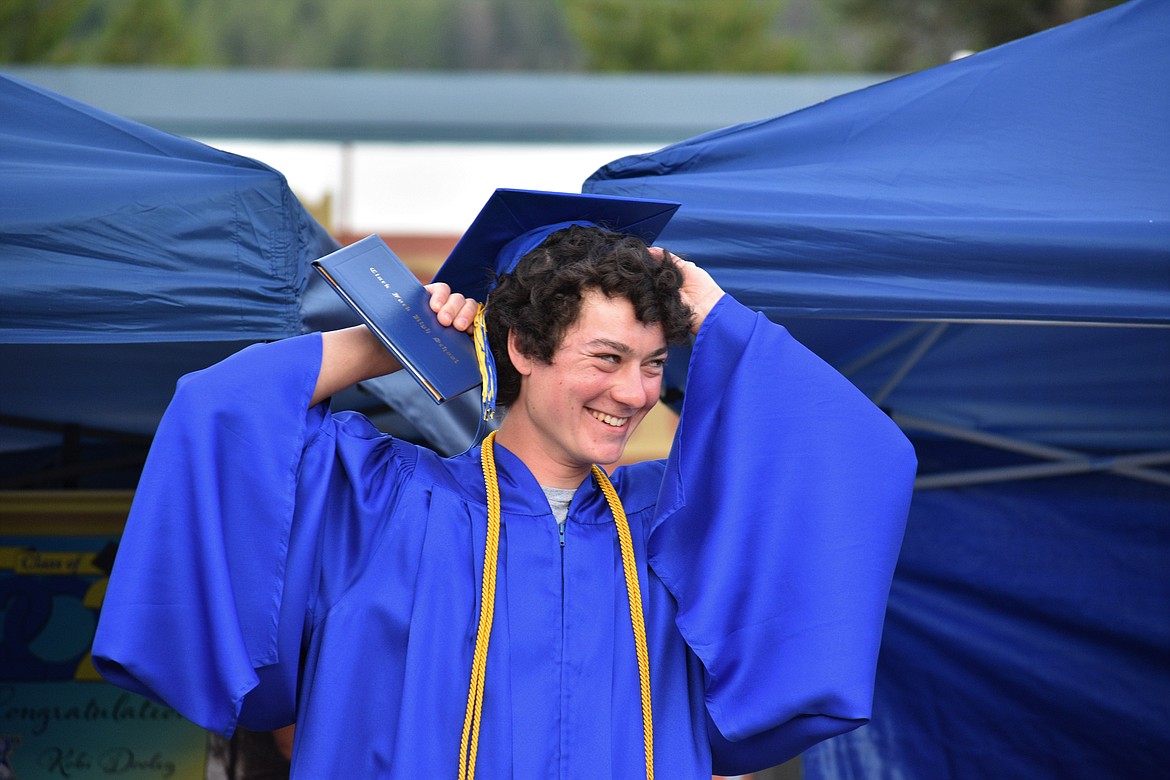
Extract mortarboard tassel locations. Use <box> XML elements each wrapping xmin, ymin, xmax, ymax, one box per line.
<box><xmin>472</xmin><ymin>304</ymin><xmax>497</xmax><ymax>421</ymax></box>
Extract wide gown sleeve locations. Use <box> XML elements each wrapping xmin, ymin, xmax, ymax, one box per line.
<box><xmin>649</xmin><ymin>296</ymin><xmax>917</xmax><ymax>776</ymax></box>
<box><xmin>92</xmin><ymin>333</ymin><xmax>402</xmax><ymax>737</ymax></box>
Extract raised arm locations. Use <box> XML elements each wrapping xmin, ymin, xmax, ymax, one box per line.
<box><xmin>311</xmin><ymin>282</ymin><xmax>480</xmax><ymax>405</ymax></box>
<box><xmin>649</xmin><ymin>292</ymin><xmax>917</xmax><ymax>774</ymax></box>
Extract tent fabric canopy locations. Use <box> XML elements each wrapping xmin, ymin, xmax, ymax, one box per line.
<box><xmin>587</xmin><ymin>0</ymin><xmax>1169</xmax><ymax>327</ymax></box>
<box><xmin>1</xmin><ymin>74</ymin><xmax>337</xmax><ymax>345</ymax></box>
<box><xmin>0</xmin><ymin>73</ymin><xmax>469</xmax><ymax>468</ymax></box>
<box><xmin>0</xmin><ymin>73</ymin><xmax>340</xmax><ymax>461</ymax></box>
<box><xmin>586</xmin><ymin>0</ymin><xmax>1170</xmax><ymax>456</ymax></box>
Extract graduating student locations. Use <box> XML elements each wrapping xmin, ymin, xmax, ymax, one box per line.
<box><xmin>93</xmin><ymin>189</ymin><xmax>917</xmax><ymax>779</ymax></box>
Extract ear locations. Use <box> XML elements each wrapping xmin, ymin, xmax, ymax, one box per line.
<box><xmin>507</xmin><ymin>329</ymin><xmax>534</xmax><ymax>376</ymax></box>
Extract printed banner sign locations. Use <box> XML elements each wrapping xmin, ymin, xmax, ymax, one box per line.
<box><xmin>1</xmin><ymin>530</ymin><xmax>207</xmax><ymax>780</ymax></box>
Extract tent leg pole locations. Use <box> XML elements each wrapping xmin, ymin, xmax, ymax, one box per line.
<box><xmin>872</xmin><ymin>323</ymin><xmax>949</xmax><ymax>407</ymax></box>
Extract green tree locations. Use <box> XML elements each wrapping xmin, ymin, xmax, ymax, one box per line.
<box><xmin>11</xmin><ymin>0</ymin><xmax>1120</xmax><ymax>74</ymax></box>
<box><xmin>562</xmin><ymin>0</ymin><xmax>808</xmax><ymax>72</ymax></box>
<box><xmin>177</xmin><ymin>0</ymin><xmax>580</xmax><ymax>70</ymax></box>
<box><xmin>0</xmin><ymin>0</ymin><xmax>94</xmax><ymax>62</ymax></box>
<box><xmin>441</xmin><ymin>0</ymin><xmax>581</xmax><ymax>70</ymax></box>
<box><xmin>94</xmin><ymin>0</ymin><xmax>199</xmax><ymax>64</ymax></box>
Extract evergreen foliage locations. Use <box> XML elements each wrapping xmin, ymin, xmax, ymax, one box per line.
<box><xmin>0</xmin><ymin>0</ymin><xmax>1129</xmax><ymax>72</ymax></box>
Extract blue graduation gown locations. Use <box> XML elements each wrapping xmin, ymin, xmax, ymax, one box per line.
<box><xmin>93</xmin><ymin>296</ymin><xmax>916</xmax><ymax>778</ymax></box>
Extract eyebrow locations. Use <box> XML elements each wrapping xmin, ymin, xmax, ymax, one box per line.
<box><xmin>587</xmin><ymin>338</ymin><xmax>669</xmax><ymax>358</ymax></box>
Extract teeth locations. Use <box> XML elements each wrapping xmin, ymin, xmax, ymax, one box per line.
<box><xmin>591</xmin><ymin>410</ymin><xmax>628</xmax><ymax>427</ymax></box>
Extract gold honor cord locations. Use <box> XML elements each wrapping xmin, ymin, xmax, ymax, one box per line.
<box><xmin>458</xmin><ymin>431</ymin><xmax>502</xmax><ymax>780</ymax></box>
<box><xmin>457</xmin><ymin>431</ymin><xmax>655</xmax><ymax>779</ymax></box>
<box><xmin>591</xmin><ymin>462</ymin><xmax>656</xmax><ymax>780</ymax></box>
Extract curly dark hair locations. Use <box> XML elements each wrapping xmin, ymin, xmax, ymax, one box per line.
<box><xmin>485</xmin><ymin>224</ymin><xmax>693</xmax><ymax>407</ymax></box>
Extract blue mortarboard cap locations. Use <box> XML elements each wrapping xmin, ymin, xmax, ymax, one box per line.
<box><xmin>434</xmin><ymin>188</ymin><xmax>681</xmax><ymax>424</ymax></box>
<box><xmin>434</xmin><ymin>188</ymin><xmax>682</xmax><ymax>301</ymax></box>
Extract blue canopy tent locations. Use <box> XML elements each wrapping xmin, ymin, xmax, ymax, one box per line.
<box><xmin>0</xmin><ymin>72</ymin><xmax>331</xmax><ymax>483</ymax></box>
<box><xmin>0</xmin><ymin>74</ymin><xmax>474</xmax><ymax>485</ymax></box>
<box><xmin>586</xmin><ymin>0</ymin><xmax>1169</xmax><ymax>776</ymax></box>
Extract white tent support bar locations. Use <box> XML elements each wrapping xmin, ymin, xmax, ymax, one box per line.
<box><xmin>910</xmin><ymin>318</ymin><xmax>1170</xmax><ymax>328</ymax></box>
<box><xmin>840</xmin><ymin>322</ymin><xmax>935</xmax><ymax>378</ymax></box>
<box><xmin>912</xmin><ymin>451</ymin><xmax>1170</xmax><ymax>490</ymax></box>
<box><xmin>895</xmin><ymin>413</ymin><xmax>1084</xmax><ymax>460</ymax></box>
<box><xmin>871</xmin><ymin>323</ymin><xmax>949</xmax><ymax>407</ymax></box>
<box><xmin>893</xmin><ymin>413</ymin><xmax>1170</xmax><ymax>488</ymax></box>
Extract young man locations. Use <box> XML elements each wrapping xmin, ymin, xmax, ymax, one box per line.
<box><xmin>94</xmin><ymin>190</ymin><xmax>916</xmax><ymax>778</ymax></box>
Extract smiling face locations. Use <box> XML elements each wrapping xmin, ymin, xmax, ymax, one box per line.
<box><xmin>496</xmin><ymin>289</ymin><xmax>668</xmax><ymax>488</ymax></box>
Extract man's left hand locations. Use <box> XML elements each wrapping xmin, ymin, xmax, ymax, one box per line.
<box><xmin>650</xmin><ymin>248</ymin><xmax>725</xmax><ymax>334</ymax></box>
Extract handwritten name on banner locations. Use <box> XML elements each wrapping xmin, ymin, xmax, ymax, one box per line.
<box><xmin>38</xmin><ymin>746</ymin><xmax>178</xmax><ymax>779</ymax></box>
